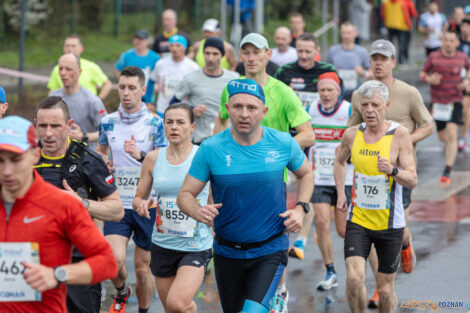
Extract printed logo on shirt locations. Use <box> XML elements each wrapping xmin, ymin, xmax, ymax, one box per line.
<box><xmin>291</xmin><ymin>77</ymin><xmax>306</xmax><ymax>90</ymax></box>
<box><xmin>106</xmin><ymin>175</ymin><xmax>114</xmax><ymax>184</ymax></box>
<box><xmin>226</xmin><ymin>155</ymin><xmax>231</xmax><ymax>167</ymax></box>
<box><xmin>69</xmin><ymin>165</ymin><xmax>77</xmax><ymax>173</ymax></box>
<box><xmin>23</xmin><ymin>215</ymin><xmax>45</xmax><ymax>224</ymax></box>
<box><xmin>265</xmin><ymin>150</ymin><xmax>281</xmax><ymax>163</ymax></box>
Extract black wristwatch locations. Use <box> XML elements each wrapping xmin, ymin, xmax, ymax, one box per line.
<box><xmin>390</xmin><ymin>167</ymin><xmax>399</xmax><ymax>176</ymax></box>
<box><xmin>296</xmin><ymin>201</ymin><xmax>310</xmax><ymax>214</ymax></box>
<box><xmin>81</xmin><ymin>133</ymin><xmax>88</xmax><ymax>143</ymax></box>
<box><xmin>138</xmin><ymin>151</ymin><xmax>147</xmax><ymax>163</ymax></box>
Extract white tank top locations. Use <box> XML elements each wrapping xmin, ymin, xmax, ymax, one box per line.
<box><xmin>307</xmin><ymin>100</ymin><xmax>354</xmax><ymax>186</ymax></box>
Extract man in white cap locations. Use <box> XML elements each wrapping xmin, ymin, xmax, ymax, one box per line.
<box><xmin>191</xmin><ymin>18</ymin><xmax>237</xmax><ymax>70</ymax></box>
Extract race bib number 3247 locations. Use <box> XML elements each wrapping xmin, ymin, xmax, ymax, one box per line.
<box><xmin>0</xmin><ymin>242</ymin><xmax>41</xmax><ymax>302</ymax></box>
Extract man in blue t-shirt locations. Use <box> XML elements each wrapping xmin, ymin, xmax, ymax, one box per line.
<box><xmin>177</xmin><ymin>79</ymin><xmax>314</xmax><ymax>313</ymax></box>
<box><xmin>115</xmin><ymin>29</ymin><xmax>161</xmax><ymax>105</ymax></box>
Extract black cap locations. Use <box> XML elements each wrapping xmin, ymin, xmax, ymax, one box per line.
<box><xmin>134</xmin><ymin>29</ymin><xmax>149</xmax><ymax>39</ymax></box>
<box><xmin>204</xmin><ymin>37</ymin><xmax>225</xmax><ymax>56</ymax></box>
<box><xmin>462</xmin><ymin>18</ymin><xmax>470</xmax><ymax>25</ymax></box>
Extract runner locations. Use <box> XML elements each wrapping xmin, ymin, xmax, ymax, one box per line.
<box><xmin>47</xmin><ymin>34</ymin><xmax>112</xmax><ymax>100</ymax></box>
<box><xmin>0</xmin><ymin>116</ymin><xmax>117</xmax><ymax>313</ymax></box>
<box><xmin>152</xmin><ymin>9</ymin><xmax>193</xmax><ymax>58</ymax></box>
<box><xmin>150</xmin><ymin>35</ymin><xmax>199</xmax><ymax>117</ymax></box>
<box><xmin>171</xmin><ymin>37</ymin><xmax>239</xmax><ymax>145</ymax></box>
<box><xmin>114</xmin><ymin>29</ymin><xmax>161</xmax><ymax>105</ymax></box>
<box><xmin>96</xmin><ymin>66</ymin><xmax>168</xmax><ymax>313</ymax></box>
<box><xmin>214</xmin><ymin>33</ymin><xmax>314</xmax><ymax>313</ymax></box>
<box><xmin>327</xmin><ymin>21</ymin><xmax>370</xmax><ymax>101</ymax></box>
<box><xmin>418</xmin><ymin>2</ymin><xmax>447</xmax><ymax>56</ymax></box>
<box><xmin>291</xmin><ymin>72</ymin><xmax>354</xmax><ymax>291</ymax></box>
<box><xmin>421</xmin><ymin>31</ymin><xmax>470</xmax><ymax>184</ymax></box>
<box><xmin>335</xmin><ymin>80</ymin><xmax>417</xmax><ymax>313</ymax></box>
<box><xmin>0</xmin><ymin>87</ymin><xmax>8</xmax><ymax>119</ymax></box>
<box><xmin>50</xmin><ymin>53</ymin><xmax>107</xmax><ymax>150</ymax></box>
<box><xmin>289</xmin><ymin>13</ymin><xmax>305</xmax><ymax>48</ymax></box>
<box><xmin>177</xmin><ymin>78</ymin><xmax>314</xmax><ymax>313</ymax></box>
<box><xmin>33</xmin><ymin>96</ymin><xmax>124</xmax><ymax>313</ymax></box>
<box><xmin>275</xmin><ymin>33</ymin><xmax>337</xmax><ymax>111</ymax></box>
<box><xmin>192</xmin><ymin>18</ymin><xmax>237</xmax><ymax>70</ymax></box>
<box><xmin>271</xmin><ymin>26</ymin><xmax>298</xmax><ymax>67</ymax></box>
<box><xmin>133</xmin><ymin>103</ymin><xmax>212</xmax><ymax>313</ymax></box>
<box><xmin>349</xmin><ymin>39</ymin><xmax>434</xmax><ymax>307</ymax></box>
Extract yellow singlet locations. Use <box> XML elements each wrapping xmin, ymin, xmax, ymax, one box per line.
<box><xmin>349</xmin><ymin>122</ymin><xmax>404</xmax><ymax>231</ymax></box>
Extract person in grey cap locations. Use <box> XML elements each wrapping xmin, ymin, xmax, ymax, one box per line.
<box><xmin>114</xmin><ymin>29</ymin><xmax>161</xmax><ymax>105</ymax></box>
<box><xmin>191</xmin><ymin>18</ymin><xmax>237</xmax><ymax>70</ymax></box>
<box><xmin>348</xmin><ymin>38</ymin><xmax>433</xmax><ymax>308</ymax></box>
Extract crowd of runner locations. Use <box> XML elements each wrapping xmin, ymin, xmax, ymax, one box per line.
<box><xmin>1</xmin><ymin>2</ymin><xmax>470</xmax><ymax>313</ymax></box>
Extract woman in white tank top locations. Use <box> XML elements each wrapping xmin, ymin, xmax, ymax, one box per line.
<box><xmin>133</xmin><ymin>103</ymin><xmax>212</xmax><ymax>313</ymax></box>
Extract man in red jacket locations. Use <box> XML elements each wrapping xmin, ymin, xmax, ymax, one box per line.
<box><xmin>381</xmin><ymin>0</ymin><xmax>418</xmax><ymax>65</ymax></box>
<box><xmin>0</xmin><ymin>116</ymin><xmax>118</xmax><ymax>313</ymax></box>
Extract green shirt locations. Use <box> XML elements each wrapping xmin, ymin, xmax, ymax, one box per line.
<box><xmin>220</xmin><ymin>76</ymin><xmax>311</xmax><ymax>131</ymax></box>
<box><xmin>47</xmin><ymin>58</ymin><xmax>108</xmax><ymax>95</ymax></box>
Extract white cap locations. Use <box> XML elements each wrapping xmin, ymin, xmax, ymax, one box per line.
<box><xmin>202</xmin><ymin>19</ymin><xmax>220</xmax><ymax>32</ymax></box>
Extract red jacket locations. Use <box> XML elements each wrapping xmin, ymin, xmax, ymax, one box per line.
<box><xmin>381</xmin><ymin>0</ymin><xmax>418</xmax><ymax>30</ymax></box>
<box><xmin>0</xmin><ymin>171</ymin><xmax>117</xmax><ymax>313</ymax></box>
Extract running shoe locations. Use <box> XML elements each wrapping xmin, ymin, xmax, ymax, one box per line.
<box><xmin>440</xmin><ymin>175</ymin><xmax>451</xmax><ymax>185</ymax></box>
<box><xmin>401</xmin><ymin>237</ymin><xmax>416</xmax><ymax>273</ymax></box>
<box><xmin>458</xmin><ymin>138</ymin><xmax>466</xmax><ymax>152</ymax></box>
<box><xmin>316</xmin><ymin>270</ymin><xmax>338</xmax><ymax>290</ymax></box>
<box><xmin>269</xmin><ymin>290</ymin><xmax>289</xmax><ymax>313</ymax></box>
<box><xmin>288</xmin><ymin>240</ymin><xmax>305</xmax><ymax>260</ymax></box>
<box><xmin>368</xmin><ymin>288</ymin><xmax>379</xmax><ymax>309</ymax></box>
<box><xmin>109</xmin><ymin>285</ymin><xmax>131</xmax><ymax>313</ymax></box>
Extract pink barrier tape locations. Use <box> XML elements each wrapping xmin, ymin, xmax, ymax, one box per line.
<box><xmin>0</xmin><ymin>67</ymin><xmax>50</xmax><ymax>83</ymax></box>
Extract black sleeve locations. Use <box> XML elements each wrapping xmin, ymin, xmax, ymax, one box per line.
<box><xmin>82</xmin><ymin>152</ymin><xmax>117</xmax><ymax>199</ymax></box>
<box><xmin>152</xmin><ymin>35</ymin><xmax>162</xmax><ymax>53</ymax></box>
<box><xmin>266</xmin><ymin>61</ymin><xmax>279</xmax><ymax>77</ymax></box>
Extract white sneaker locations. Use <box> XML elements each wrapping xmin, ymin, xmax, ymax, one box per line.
<box><xmin>316</xmin><ymin>271</ymin><xmax>338</xmax><ymax>290</ymax></box>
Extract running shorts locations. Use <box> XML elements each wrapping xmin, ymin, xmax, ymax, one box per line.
<box><xmin>311</xmin><ymin>185</ymin><xmax>352</xmax><ymax>206</ymax></box>
<box><xmin>66</xmin><ymin>256</ymin><xmax>101</xmax><ymax>313</ymax></box>
<box><xmin>344</xmin><ymin>221</ymin><xmax>404</xmax><ymax>274</ymax></box>
<box><xmin>214</xmin><ymin>250</ymin><xmax>288</xmax><ymax>313</ymax></box>
<box><xmin>104</xmin><ymin>209</ymin><xmax>156</xmax><ymax>250</ymax></box>
<box><xmin>150</xmin><ymin>244</ymin><xmax>213</xmax><ymax>277</ymax></box>
<box><xmin>435</xmin><ymin>102</ymin><xmax>463</xmax><ymax>131</ymax></box>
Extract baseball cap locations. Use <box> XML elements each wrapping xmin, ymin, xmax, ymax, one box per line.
<box><xmin>134</xmin><ymin>29</ymin><xmax>149</xmax><ymax>39</ymax></box>
<box><xmin>0</xmin><ymin>87</ymin><xmax>5</xmax><ymax>103</ymax></box>
<box><xmin>0</xmin><ymin>116</ymin><xmax>38</xmax><ymax>154</ymax></box>
<box><xmin>240</xmin><ymin>33</ymin><xmax>269</xmax><ymax>50</ymax></box>
<box><xmin>227</xmin><ymin>79</ymin><xmax>265</xmax><ymax>104</ymax></box>
<box><xmin>369</xmin><ymin>39</ymin><xmax>396</xmax><ymax>58</ymax></box>
<box><xmin>169</xmin><ymin>34</ymin><xmax>188</xmax><ymax>50</ymax></box>
<box><xmin>202</xmin><ymin>19</ymin><xmax>220</xmax><ymax>32</ymax></box>
<box><xmin>465</xmin><ymin>5</ymin><xmax>470</xmax><ymax>15</ymax></box>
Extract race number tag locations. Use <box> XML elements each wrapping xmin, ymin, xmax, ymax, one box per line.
<box><xmin>338</xmin><ymin>69</ymin><xmax>359</xmax><ymax>90</ymax></box>
<box><xmin>314</xmin><ymin>148</ymin><xmax>336</xmax><ymax>179</ymax></box>
<box><xmin>163</xmin><ymin>77</ymin><xmax>180</xmax><ymax>98</ymax></box>
<box><xmin>158</xmin><ymin>197</ymin><xmax>196</xmax><ymax>237</ymax></box>
<box><xmin>0</xmin><ymin>242</ymin><xmax>41</xmax><ymax>302</ymax></box>
<box><xmin>297</xmin><ymin>91</ymin><xmax>319</xmax><ymax>109</ymax></box>
<box><xmin>353</xmin><ymin>172</ymin><xmax>390</xmax><ymax>210</ymax></box>
<box><xmin>432</xmin><ymin>103</ymin><xmax>453</xmax><ymax>122</ymax></box>
<box><xmin>113</xmin><ymin>167</ymin><xmax>141</xmax><ymax>207</ymax></box>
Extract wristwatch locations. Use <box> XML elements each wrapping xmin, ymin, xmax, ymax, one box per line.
<box><xmin>296</xmin><ymin>201</ymin><xmax>310</xmax><ymax>214</ymax></box>
<box><xmin>54</xmin><ymin>266</ymin><xmax>67</xmax><ymax>286</ymax></box>
<box><xmin>81</xmin><ymin>198</ymin><xmax>90</xmax><ymax>209</ymax></box>
<box><xmin>81</xmin><ymin>133</ymin><xmax>88</xmax><ymax>143</ymax></box>
<box><xmin>138</xmin><ymin>151</ymin><xmax>147</xmax><ymax>163</ymax></box>
<box><xmin>390</xmin><ymin>167</ymin><xmax>399</xmax><ymax>176</ymax></box>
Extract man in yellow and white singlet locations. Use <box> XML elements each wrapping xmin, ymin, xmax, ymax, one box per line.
<box><xmin>334</xmin><ymin>80</ymin><xmax>417</xmax><ymax>313</ymax></box>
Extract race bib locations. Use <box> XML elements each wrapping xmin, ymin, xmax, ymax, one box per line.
<box><xmin>0</xmin><ymin>242</ymin><xmax>41</xmax><ymax>302</ymax></box>
<box><xmin>113</xmin><ymin>167</ymin><xmax>141</xmax><ymax>207</ymax></box>
<box><xmin>429</xmin><ymin>28</ymin><xmax>441</xmax><ymax>41</ymax></box>
<box><xmin>432</xmin><ymin>103</ymin><xmax>453</xmax><ymax>122</ymax></box>
<box><xmin>297</xmin><ymin>91</ymin><xmax>319</xmax><ymax>109</ymax></box>
<box><xmin>158</xmin><ymin>197</ymin><xmax>196</xmax><ymax>237</ymax></box>
<box><xmin>353</xmin><ymin>172</ymin><xmax>390</xmax><ymax>210</ymax></box>
<box><xmin>338</xmin><ymin>69</ymin><xmax>359</xmax><ymax>90</ymax></box>
<box><xmin>314</xmin><ymin>148</ymin><xmax>336</xmax><ymax>179</ymax></box>
<box><xmin>163</xmin><ymin>77</ymin><xmax>180</xmax><ymax>98</ymax></box>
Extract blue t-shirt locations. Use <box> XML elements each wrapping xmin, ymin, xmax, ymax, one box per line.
<box><xmin>188</xmin><ymin>127</ymin><xmax>305</xmax><ymax>259</ymax></box>
<box><xmin>115</xmin><ymin>48</ymin><xmax>161</xmax><ymax>103</ymax></box>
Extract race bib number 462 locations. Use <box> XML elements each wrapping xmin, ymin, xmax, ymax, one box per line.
<box><xmin>353</xmin><ymin>172</ymin><xmax>390</xmax><ymax>210</ymax></box>
<box><xmin>0</xmin><ymin>242</ymin><xmax>41</xmax><ymax>302</ymax></box>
